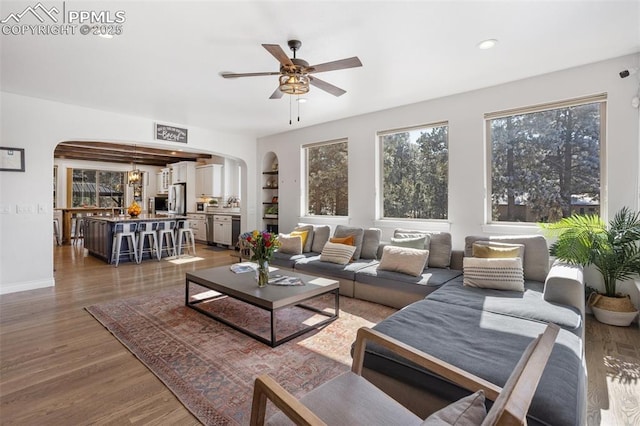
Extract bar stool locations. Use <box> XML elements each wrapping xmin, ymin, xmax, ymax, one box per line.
<box><xmin>53</xmin><ymin>218</ymin><xmax>62</xmax><ymax>246</ymax></box>
<box><xmin>111</xmin><ymin>222</ymin><xmax>138</xmax><ymax>267</ymax></box>
<box><xmin>157</xmin><ymin>220</ymin><xmax>177</xmax><ymax>259</ymax></box>
<box><xmin>72</xmin><ymin>213</ymin><xmax>85</xmax><ymax>246</ymax></box>
<box><xmin>137</xmin><ymin>221</ymin><xmax>159</xmax><ymax>263</ymax></box>
<box><xmin>176</xmin><ymin>219</ymin><xmax>196</xmax><ymax>258</ymax></box>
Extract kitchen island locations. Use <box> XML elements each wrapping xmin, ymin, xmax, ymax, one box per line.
<box><xmin>83</xmin><ymin>214</ymin><xmax>188</xmax><ymax>264</ymax></box>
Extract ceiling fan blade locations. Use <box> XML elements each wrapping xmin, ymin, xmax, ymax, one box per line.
<box><xmin>262</xmin><ymin>44</ymin><xmax>294</xmax><ymax>67</ymax></box>
<box><xmin>309</xmin><ymin>57</ymin><xmax>362</xmax><ymax>73</ymax></box>
<box><xmin>269</xmin><ymin>86</ymin><xmax>284</xmax><ymax>99</ymax></box>
<box><xmin>309</xmin><ymin>76</ymin><xmax>346</xmax><ymax>97</ymax></box>
<box><xmin>220</xmin><ymin>71</ymin><xmax>280</xmax><ymax>79</ymax></box>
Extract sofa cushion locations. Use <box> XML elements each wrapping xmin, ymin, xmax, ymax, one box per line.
<box><xmin>394</xmin><ymin>229</ymin><xmax>452</xmax><ymax>268</ymax></box>
<box><xmin>463</xmin><ymin>257</ymin><xmax>524</xmax><ymax>291</ymax></box>
<box><xmin>293</xmin><ymin>225</ymin><xmax>314</xmax><ymax>252</ymax></box>
<box><xmin>472</xmin><ymin>241</ymin><xmax>524</xmax><ymax>259</ymax></box>
<box><xmin>305</xmin><ymin>224</ymin><xmax>331</xmax><ymax>253</ymax></box>
<box><xmin>334</xmin><ymin>225</ymin><xmax>365</xmax><ymax>260</ymax></box>
<box><xmin>355</xmin><ymin>264</ymin><xmax>462</xmax><ymax>293</ymax></box>
<box><xmin>465</xmin><ymin>235</ymin><xmax>549</xmax><ymax>282</ymax></box>
<box><xmin>391</xmin><ymin>236</ymin><xmax>429</xmax><ymax>250</ymax></box>
<box><xmin>269</xmin><ymin>250</ymin><xmax>316</xmax><ymax>269</ymax></box>
<box><xmin>320</xmin><ymin>242</ymin><xmax>357</xmax><ymax>265</ymax></box>
<box><xmin>429</xmin><ymin>278</ymin><xmax>582</xmax><ymax>333</ymax></box>
<box><xmin>421</xmin><ymin>390</ymin><xmax>486</xmax><ymax>425</ymax></box>
<box><xmin>278</xmin><ymin>233</ymin><xmax>303</xmax><ymax>255</ymax></box>
<box><xmin>367</xmin><ymin>298</ymin><xmax>584</xmax><ymax>426</ymax></box>
<box><xmin>361</xmin><ymin>228</ymin><xmax>382</xmax><ymax>259</ymax></box>
<box><xmin>378</xmin><ymin>246</ymin><xmax>430</xmax><ymax>277</ymax></box>
<box><xmin>294</xmin><ymin>255</ymin><xmax>377</xmax><ymax>281</ymax></box>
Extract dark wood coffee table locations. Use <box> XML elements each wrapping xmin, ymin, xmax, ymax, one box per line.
<box><xmin>185</xmin><ymin>265</ymin><xmax>340</xmax><ymax>347</ymax></box>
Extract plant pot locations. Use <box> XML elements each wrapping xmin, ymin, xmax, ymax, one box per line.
<box><xmin>588</xmin><ymin>293</ymin><xmax>639</xmax><ymax>327</ymax></box>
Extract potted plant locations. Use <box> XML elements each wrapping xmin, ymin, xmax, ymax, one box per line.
<box><xmin>542</xmin><ymin>207</ymin><xmax>640</xmax><ymax>326</ymax></box>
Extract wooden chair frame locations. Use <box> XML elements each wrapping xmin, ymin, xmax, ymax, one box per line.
<box><xmin>250</xmin><ymin>323</ymin><xmax>560</xmax><ymax>426</ymax></box>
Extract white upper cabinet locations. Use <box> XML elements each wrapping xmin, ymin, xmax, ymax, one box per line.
<box><xmin>195</xmin><ymin>164</ymin><xmax>223</xmax><ymax>197</ymax></box>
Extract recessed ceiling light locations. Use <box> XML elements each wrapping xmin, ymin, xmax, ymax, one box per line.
<box><xmin>297</xmin><ymin>98</ymin><xmax>308</xmax><ymax>103</ymax></box>
<box><xmin>477</xmin><ymin>39</ymin><xmax>498</xmax><ymax>50</ymax></box>
<box><xmin>98</xmin><ymin>33</ymin><xmax>113</xmax><ymax>39</ymax></box>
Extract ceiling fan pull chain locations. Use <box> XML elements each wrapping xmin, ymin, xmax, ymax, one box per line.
<box><xmin>297</xmin><ymin>95</ymin><xmax>300</xmax><ymax>122</ymax></box>
<box><xmin>289</xmin><ymin>95</ymin><xmax>292</xmax><ymax>125</ymax></box>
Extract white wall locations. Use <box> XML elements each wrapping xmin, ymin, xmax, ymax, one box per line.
<box><xmin>0</xmin><ymin>92</ymin><xmax>258</xmax><ymax>294</ymax></box>
<box><xmin>258</xmin><ymin>54</ymin><xmax>640</xmax><ymax>247</ymax></box>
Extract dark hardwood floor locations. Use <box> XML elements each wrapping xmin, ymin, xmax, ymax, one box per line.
<box><xmin>1</xmin><ymin>242</ymin><xmax>638</xmax><ymax>425</ymax></box>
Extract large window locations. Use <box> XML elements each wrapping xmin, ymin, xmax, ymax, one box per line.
<box><xmin>380</xmin><ymin>123</ymin><xmax>449</xmax><ymax>219</ymax></box>
<box><xmin>487</xmin><ymin>95</ymin><xmax>605</xmax><ymax>223</ymax></box>
<box><xmin>305</xmin><ymin>140</ymin><xmax>348</xmax><ymax>216</ymax></box>
<box><xmin>71</xmin><ymin>169</ymin><xmax>126</xmax><ymax>208</ymax></box>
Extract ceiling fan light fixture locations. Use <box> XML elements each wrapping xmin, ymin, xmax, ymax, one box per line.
<box><xmin>279</xmin><ymin>73</ymin><xmax>309</xmax><ymax>95</ymax></box>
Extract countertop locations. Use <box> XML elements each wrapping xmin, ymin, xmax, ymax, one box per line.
<box><xmin>85</xmin><ymin>214</ymin><xmax>188</xmax><ymax>223</ymax></box>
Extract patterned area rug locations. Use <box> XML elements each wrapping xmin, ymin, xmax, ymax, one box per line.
<box><xmin>86</xmin><ymin>286</ymin><xmax>396</xmax><ymax>425</ymax></box>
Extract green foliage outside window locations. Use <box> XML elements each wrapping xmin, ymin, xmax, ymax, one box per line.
<box><xmin>306</xmin><ymin>141</ymin><xmax>348</xmax><ymax>216</ymax></box>
<box><xmin>490</xmin><ymin>101</ymin><xmax>602</xmax><ymax>223</ymax></box>
<box><xmin>382</xmin><ymin>125</ymin><xmax>448</xmax><ymax>219</ymax></box>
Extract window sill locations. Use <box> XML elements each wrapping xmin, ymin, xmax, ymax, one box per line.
<box><xmin>298</xmin><ymin>216</ymin><xmax>351</xmax><ymax>226</ymax></box>
<box><xmin>481</xmin><ymin>223</ymin><xmax>544</xmax><ymax>235</ymax></box>
<box><xmin>374</xmin><ymin>219</ymin><xmax>451</xmax><ymax>232</ymax></box>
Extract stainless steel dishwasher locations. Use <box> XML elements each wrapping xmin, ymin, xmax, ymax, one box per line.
<box><xmin>206</xmin><ymin>214</ymin><xmax>215</xmax><ymax>245</ymax></box>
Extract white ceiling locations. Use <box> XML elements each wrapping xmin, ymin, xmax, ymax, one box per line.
<box><xmin>1</xmin><ymin>1</ymin><xmax>639</xmax><ymax>138</ymax></box>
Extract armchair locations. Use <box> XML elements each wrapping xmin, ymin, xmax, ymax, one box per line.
<box><xmin>250</xmin><ymin>323</ymin><xmax>560</xmax><ymax>425</ymax></box>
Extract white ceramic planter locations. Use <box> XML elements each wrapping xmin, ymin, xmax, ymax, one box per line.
<box><xmin>591</xmin><ymin>305</ymin><xmax>639</xmax><ymax>327</ymax></box>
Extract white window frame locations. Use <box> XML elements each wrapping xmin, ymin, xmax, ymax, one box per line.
<box><xmin>301</xmin><ymin>138</ymin><xmax>349</xmax><ymax>218</ymax></box>
<box><xmin>377</xmin><ymin>121</ymin><xmax>450</xmax><ymax>223</ymax></box>
<box><xmin>483</xmin><ymin>93</ymin><xmax>607</xmax><ymax>232</ymax></box>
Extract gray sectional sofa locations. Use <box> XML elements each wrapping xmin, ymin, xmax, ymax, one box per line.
<box><xmin>272</xmin><ymin>227</ymin><xmax>587</xmax><ymax>425</ymax></box>
<box><xmin>272</xmin><ymin>225</ymin><xmax>465</xmax><ymax>308</ymax></box>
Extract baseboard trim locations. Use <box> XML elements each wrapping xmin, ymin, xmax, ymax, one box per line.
<box><xmin>0</xmin><ymin>277</ymin><xmax>54</xmax><ymax>295</ymax></box>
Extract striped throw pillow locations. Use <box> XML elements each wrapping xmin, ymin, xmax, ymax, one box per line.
<box><xmin>320</xmin><ymin>242</ymin><xmax>357</xmax><ymax>265</ymax></box>
<box><xmin>463</xmin><ymin>257</ymin><xmax>524</xmax><ymax>291</ymax></box>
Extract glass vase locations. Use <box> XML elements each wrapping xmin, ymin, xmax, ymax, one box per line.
<box><xmin>256</xmin><ymin>261</ymin><xmax>269</xmax><ymax>288</ymax></box>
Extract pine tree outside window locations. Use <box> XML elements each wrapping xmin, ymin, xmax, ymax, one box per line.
<box><xmin>304</xmin><ymin>140</ymin><xmax>349</xmax><ymax>216</ymax></box>
<box><xmin>487</xmin><ymin>95</ymin><xmax>605</xmax><ymax>223</ymax></box>
<box><xmin>379</xmin><ymin>123</ymin><xmax>449</xmax><ymax>220</ymax></box>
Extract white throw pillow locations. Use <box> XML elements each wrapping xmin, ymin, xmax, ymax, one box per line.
<box><xmin>463</xmin><ymin>257</ymin><xmax>524</xmax><ymax>291</ymax></box>
<box><xmin>278</xmin><ymin>234</ymin><xmax>303</xmax><ymax>255</ymax></box>
<box><xmin>377</xmin><ymin>245</ymin><xmax>429</xmax><ymax>277</ymax></box>
<box><xmin>320</xmin><ymin>242</ymin><xmax>357</xmax><ymax>265</ymax></box>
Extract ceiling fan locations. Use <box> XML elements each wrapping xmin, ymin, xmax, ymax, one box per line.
<box><xmin>220</xmin><ymin>40</ymin><xmax>362</xmax><ymax>99</ymax></box>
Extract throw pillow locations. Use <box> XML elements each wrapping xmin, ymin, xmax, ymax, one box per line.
<box><xmin>291</xmin><ymin>229</ymin><xmax>310</xmax><ymax>252</ymax></box>
<box><xmin>393</xmin><ymin>229</ymin><xmax>452</xmax><ymax>268</ymax></box>
<box><xmin>334</xmin><ymin>225</ymin><xmax>365</xmax><ymax>260</ymax></box>
<box><xmin>330</xmin><ymin>235</ymin><xmax>355</xmax><ymax>246</ymax></box>
<box><xmin>421</xmin><ymin>390</ymin><xmax>486</xmax><ymax>425</ymax></box>
<box><xmin>472</xmin><ymin>241</ymin><xmax>524</xmax><ymax>259</ymax></box>
<box><xmin>294</xmin><ymin>225</ymin><xmax>314</xmax><ymax>252</ymax></box>
<box><xmin>463</xmin><ymin>257</ymin><xmax>525</xmax><ymax>291</ymax></box>
<box><xmin>320</xmin><ymin>242</ymin><xmax>357</xmax><ymax>265</ymax></box>
<box><xmin>311</xmin><ymin>225</ymin><xmax>331</xmax><ymax>253</ymax></box>
<box><xmin>391</xmin><ymin>235</ymin><xmax>428</xmax><ymax>250</ymax></box>
<box><xmin>361</xmin><ymin>228</ymin><xmax>382</xmax><ymax>259</ymax></box>
<box><xmin>278</xmin><ymin>234</ymin><xmax>303</xmax><ymax>255</ymax></box>
<box><xmin>378</xmin><ymin>245</ymin><xmax>429</xmax><ymax>277</ymax></box>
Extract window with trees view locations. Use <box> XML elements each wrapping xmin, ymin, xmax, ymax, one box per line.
<box><xmin>380</xmin><ymin>123</ymin><xmax>449</xmax><ymax>219</ymax></box>
<box><xmin>71</xmin><ymin>169</ymin><xmax>126</xmax><ymax>208</ymax></box>
<box><xmin>305</xmin><ymin>140</ymin><xmax>348</xmax><ymax>216</ymax></box>
<box><xmin>488</xmin><ymin>96</ymin><xmax>604</xmax><ymax>223</ymax></box>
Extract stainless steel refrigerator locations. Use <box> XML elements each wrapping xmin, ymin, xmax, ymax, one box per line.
<box><xmin>168</xmin><ymin>183</ymin><xmax>186</xmax><ymax>215</ymax></box>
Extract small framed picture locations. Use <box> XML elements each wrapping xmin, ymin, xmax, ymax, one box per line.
<box><xmin>271</xmin><ymin>196</ymin><xmax>278</xmax><ymax>203</ymax></box>
<box><xmin>0</xmin><ymin>147</ymin><xmax>25</xmax><ymax>172</ymax></box>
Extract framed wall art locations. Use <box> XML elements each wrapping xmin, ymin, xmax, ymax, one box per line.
<box><xmin>0</xmin><ymin>147</ymin><xmax>25</xmax><ymax>172</ymax></box>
